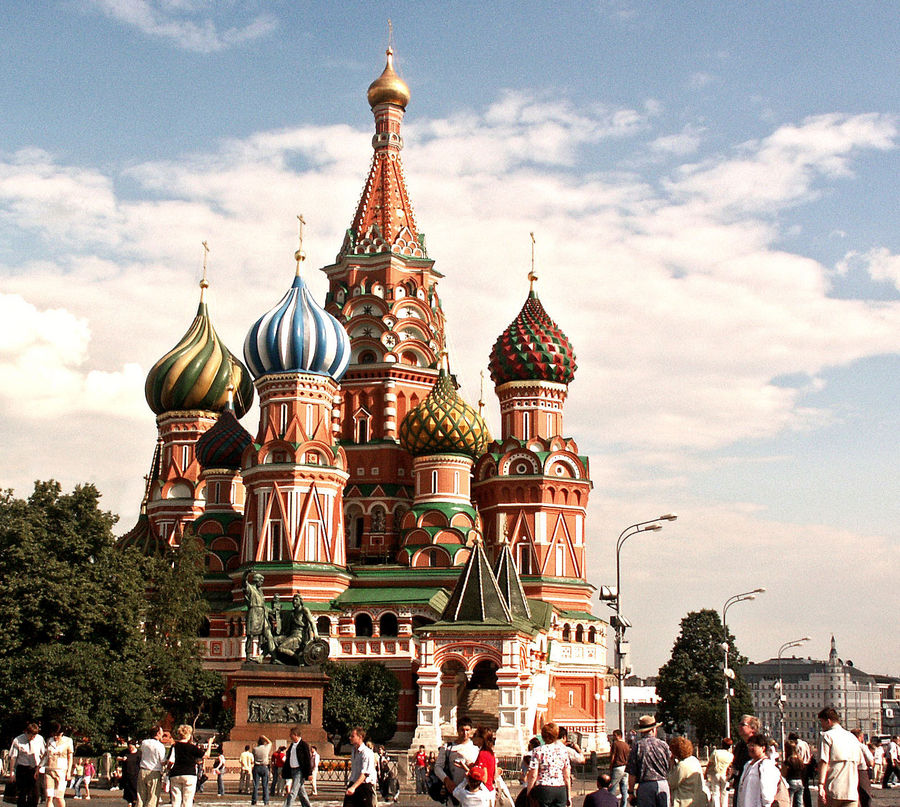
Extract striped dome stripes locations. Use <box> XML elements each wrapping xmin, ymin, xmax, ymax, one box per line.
<box><xmin>145</xmin><ymin>302</ymin><xmax>254</xmax><ymax>417</ymax></box>
<box><xmin>243</xmin><ymin>274</ymin><xmax>351</xmax><ymax>381</ymax></box>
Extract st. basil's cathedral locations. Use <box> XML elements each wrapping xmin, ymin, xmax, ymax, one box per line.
<box><xmin>121</xmin><ymin>47</ymin><xmax>610</xmax><ymax>754</ymax></box>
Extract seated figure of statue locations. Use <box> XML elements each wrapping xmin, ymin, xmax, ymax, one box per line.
<box><xmin>274</xmin><ymin>594</ymin><xmax>318</xmax><ymax>662</ymax></box>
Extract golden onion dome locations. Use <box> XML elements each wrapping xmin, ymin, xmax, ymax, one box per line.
<box><xmin>398</xmin><ymin>369</ymin><xmax>490</xmax><ymax>459</ymax></box>
<box><xmin>367</xmin><ymin>47</ymin><xmax>410</xmax><ymax>109</ymax></box>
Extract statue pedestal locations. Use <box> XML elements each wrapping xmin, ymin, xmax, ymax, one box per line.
<box><xmin>225</xmin><ymin>664</ymin><xmax>333</xmax><ymax>757</ymax></box>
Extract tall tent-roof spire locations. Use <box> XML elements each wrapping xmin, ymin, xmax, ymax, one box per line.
<box><xmin>440</xmin><ymin>540</ymin><xmax>512</xmax><ymax>624</ymax></box>
<box><xmin>493</xmin><ymin>542</ymin><xmax>532</xmax><ymax>621</ymax></box>
<box><xmin>341</xmin><ymin>37</ymin><xmax>426</xmax><ymax>260</ymax></box>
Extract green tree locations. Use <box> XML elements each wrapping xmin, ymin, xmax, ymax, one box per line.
<box><xmin>0</xmin><ymin>481</ymin><xmax>220</xmax><ymax>748</ymax></box>
<box><xmin>656</xmin><ymin>608</ymin><xmax>753</xmax><ymax>746</ymax></box>
<box><xmin>322</xmin><ymin>660</ymin><xmax>400</xmax><ymax>751</ymax></box>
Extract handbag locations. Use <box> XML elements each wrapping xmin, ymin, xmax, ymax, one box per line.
<box><xmin>426</xmin><ymin>745</ymin><xmax>452</xmax><ymax>803</ymax></box>
<box><xmin>495</xmin><ymin>773</ymin><xmax>515</xmax><ymax>807</ymax></box>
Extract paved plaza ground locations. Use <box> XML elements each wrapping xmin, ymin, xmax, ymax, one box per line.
<box><xmin>64</xmin><ymin>781</ymin><xmax>900</xmax><ymax>807</ymax></box>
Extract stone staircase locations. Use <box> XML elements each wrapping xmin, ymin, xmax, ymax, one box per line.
<box><xmin>458</xmin><ymin>687</ymin><xmax>500</xmax><ymax>729</ymax></box>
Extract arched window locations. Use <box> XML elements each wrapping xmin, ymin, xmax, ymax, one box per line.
<box><xmin>379</xmin><ymin>613</ymin><xmax>399</xmax><ymax>637</ymax></box>
<box><xmin>588</xmin><ymin>626</ymin><xmax>597</xmax><ymax>643</ymax></box>
<box><xmin>575</xmin><ymin>625</ymin><xmax>584</xmax><ymax>643</ymax></box>
<box><xmin>360</xmin><ymin>350</ymin><xmax>377</xmax><ymax>364</ymax></box>
<box><xmin>562</xmin><ymin>623</ymin><xmax>571</xmax><ymax>641</ymax></box>
<box><xmin>354</xmin><ymin>613</ymin><xmax>373</xmax><ymax>637</ymax></box>
<box><xmin>316</xmin><ymin>616</ymin><xmax>331</xmax><ymax>637</ymax></box>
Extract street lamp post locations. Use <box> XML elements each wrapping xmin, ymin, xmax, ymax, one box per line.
<box><xmin>776</xmin><ymin>636</ymin><xmax>811</xmax><ymax>751</ymax></box>
<box><xmin>600</xmin><ymin>514</ymin><xmax>677</xmax><ymax>734</ymax></box>
<box><xmin>722</xmin><ymin>587</ymin><xmax>765</xmax><ymax>738</ymax></box>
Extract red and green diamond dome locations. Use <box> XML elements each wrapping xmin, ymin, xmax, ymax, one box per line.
<box><xmin>488</xmin><ymin>291</ymin><xmax>577</xmax><ymax>386</ymax></box>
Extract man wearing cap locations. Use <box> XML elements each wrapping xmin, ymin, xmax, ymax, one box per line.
<box><xmin>625</xmin><ymin>716</ymin><xmax>671</xmax><ymax>807</ymax></box>
<box><xmin>452</xmin><ymin>763</ymin><xmax>492</xmax><ymax>807</ymax></box>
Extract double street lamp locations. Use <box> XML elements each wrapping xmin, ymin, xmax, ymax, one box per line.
<box><xmin>721</xmin><ymin>587</ymin><xmax>765</xmax><ymax>738</ymax></box>
<box><xmin>600</xmin><ymin>514</ymin><xmax>678</xmax><ymax>734</ymax></box>
<box><xmin>776</xmin><ymin>636</ymin><xmax>811</xmax><ymax>751</ymax></box>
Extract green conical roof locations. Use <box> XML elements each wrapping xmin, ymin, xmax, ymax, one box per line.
<box><xmin>493</xmin><ymin>543</ymin><xmax>532</xmax><ymax>621</ymax></box>
<box><xmin>440</xmin><ymin>541</ymin><xmax>511</xmax><ymax>624</ymax></box>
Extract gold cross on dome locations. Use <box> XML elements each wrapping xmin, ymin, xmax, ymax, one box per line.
<box><xmin>528</xmin><ymin>232</ymin><xmax>538</xmax><ymax>291</ymax></box>
<box><xmin>295</xmin><ymin>214</ymin><xmax>307</xmax><ymax>273</ymax></box>
<box><xmin>200</xmin><ymin>240</ymin><xmax>210</xmax><ymax>298</ymax></box>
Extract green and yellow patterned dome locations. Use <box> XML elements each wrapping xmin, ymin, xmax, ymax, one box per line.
<box><xmin>145</xmin><ymin>281</ymin><xmax>254</xmax><ymax>417</ymax></box>
<box><xmin>399</xmin><ymin>369</ymin><xmax>490</xmax><ymax>459</ymax></box>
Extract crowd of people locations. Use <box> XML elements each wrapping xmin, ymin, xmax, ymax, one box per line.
<box><xmin>603</xmin><ymin>708</ymin><xmax>900</xmax><ymax>807</ymax></box>
<box><xmin>5</xmin><ymin>712</ymin><xmax>899</xmax><ymax>807</ymax></box>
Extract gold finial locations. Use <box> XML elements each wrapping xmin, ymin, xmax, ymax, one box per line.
<box><xmin>294</xmin><ymin>214</ymin><xmax>306</xmax><ymax>275</ymax></box>
<box><xmin>439</xmin><ymin>347</ymin><xmax>450</xmax><ymax>373</ymax></box>
<box><xmin>226</xmin><ymin>383</ymin><xmax>235</xmax><ymax>409</ymax></box>
<box><xmin>388</xmin><ymin>19</ymin><xmax>394</xmax><ymax>56</ymax></box>
<box><xmin>528</xmin><ymin>232</ymin><xmax>538</xmax><ymax>292</ymax></box>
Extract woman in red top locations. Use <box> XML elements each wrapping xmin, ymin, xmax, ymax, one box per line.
<box><xmin>456</xmin><ymin>726</ymin><xmax>497</xmax><ymax>792</ymax></box>
<box><xmin>475</xmin><ymin>727</ymin><xmax>497</xmax><ymax>791</ymax></box>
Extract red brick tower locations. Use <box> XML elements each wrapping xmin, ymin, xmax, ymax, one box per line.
<box><xmin>473</xmin><ymin>274</ymin><xmax>594</xmax><ymax>612</ymax></box>
<box><xmin>321</xmin><ymin>47</ymin><xmax>446</xmax><ymax>564</ymax></box>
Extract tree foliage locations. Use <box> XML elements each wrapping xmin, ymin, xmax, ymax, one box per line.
<box><xmin>0</xmin><ymin>481</ymin><xmax>221</xmax><ymax>749</ymax></box>
<box><xmin>656</xmin><ymin>608</ymin><xmax>754</xmax><ymax>746</ymax></box>
<box><xmin>322</xmin><ymin>660</ymin><xmax>400</xmax><ymax>752</ymax></box>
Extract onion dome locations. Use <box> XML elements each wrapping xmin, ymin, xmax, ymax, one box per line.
<box><xmin>196</xmin><ymin>392</ymin><xmax>252</xmax><ymax>470</ymax></box>
<box><xmin>399</xmin><ymin>369</ymin><xmax>490</xmax><ymax>459</ymax></box>
<box><xmin>367</xmin><ymin>47</ymin><xmax>410</xmax><ymax>109</ymax></box>
<box><xmin>145</xmin><ymin>280</ymin><xmax>254</xmax><ymax>417</ymax></box>
<box><xmin>117</xmin><ymin>513</ymin><xmax>168</xmax><ymax>558</ymax></box>
<box><xmin>243</xmin><ymin>267</ymin><xmax>351</xmax><ymax>381</ymax></box>
<box><xmin>489</xmin><ymin>291</ymin><xmax>577</xmax><ymax>386</ymax></box>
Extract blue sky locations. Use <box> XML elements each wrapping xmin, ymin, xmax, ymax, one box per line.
<box><xmin>1</xmin><ymin>1</ymin><xmax>898</xmax><ymax>678</ymax></box>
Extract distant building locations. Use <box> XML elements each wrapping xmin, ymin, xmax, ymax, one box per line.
<box><xmin>605</xmin><ymin>676</ymin><xmax>662</xmax><ymax>736</ymax></box>
<box><xmin>743</xmin><ymin>637</ymin><xmax>881</xmax><ymax>739</ymax></box>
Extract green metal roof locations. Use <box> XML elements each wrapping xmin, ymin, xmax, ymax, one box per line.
<box><xmin>334</xmin><ymin>586</ymin><xmax>450</xmax><ymax>612</ymax></box>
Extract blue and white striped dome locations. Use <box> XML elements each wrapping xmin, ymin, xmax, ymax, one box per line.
<box><xmin>244</xmin><ymin>273</ymin><xmax>351</xmax><ymax>381</ymax></box>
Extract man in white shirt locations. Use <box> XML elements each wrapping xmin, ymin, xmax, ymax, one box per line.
<box><xmin>283</xmin><ymin>727</ymin><xmax>312</xmax><ymax>807</ymax></box>
<box><xmin>817</xmin><ymin>707</ymin><xmax>862</xmax><ymax>807</ymax></box>
<box><xmin>343</xmin><ymin>728</ymin><xmax>377</xmax><ymax>807</ymax></box>
<box><xmin>9</xmin><ymin>721</ymin><xmax>45</xmax><ymax>807</ymax></box>
<box><xmin>136</xmin><ymin>726</ymin><xmax>167</xmax><ymax>807</ymax></box>
<box><xmin>434</xmin><ymin>717</ymin><xmax>479</xmax><ymax>800</ymax></box>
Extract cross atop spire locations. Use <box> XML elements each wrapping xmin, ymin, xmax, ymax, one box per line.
<box><xmin>200</xmin><ymin>240</ymin><xmax>210</xmax><ymax>300</ymax></box>
<box><xmin>528</xmin><ymin>232</ymin><xmax>538</xmax><ymax>293</ymax></box>
<box><xmin>295</xmin><ymin>214</ymin><xmax>306</xmax><ymax>275</ymax></box>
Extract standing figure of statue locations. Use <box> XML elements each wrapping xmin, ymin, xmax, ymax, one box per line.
<box><xmin>243</xmin><ymin>571</ymin><xmax>274</xmax><ymax>661</ymax></box>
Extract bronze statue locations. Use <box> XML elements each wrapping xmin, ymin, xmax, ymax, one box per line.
<box><xmin>242</xmin><ymin>571</ymin><xmax>328</xmax><ymax>666</ymax></box>
<box><xmin>243</xmin><ymin>571</ymin><xmax>275</xmax><ymax>661</ymax></box>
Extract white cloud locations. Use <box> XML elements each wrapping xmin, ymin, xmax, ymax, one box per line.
<box><xmin>669</xmin><ymin>113</ymin><xmax>897</xmax><ymax>214</ymax></box>
<box><xmin>85</xmin><ymin>0</ymin><xmax>277</xmax><ymax>53</ymax></box>
<box><xmin>0</xmin><ymin>293</ymin><xmax>145</xmax><ymax>420</ymax></box>
<box><xmin>837</xmin><ymin>247</ymin><xmax>900</xmax><ymax>291</ymax></box>
<box><xmin>649</xmin><ymin>125</ymin><xmax>705</xmax><ymax>156</ymax></box>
